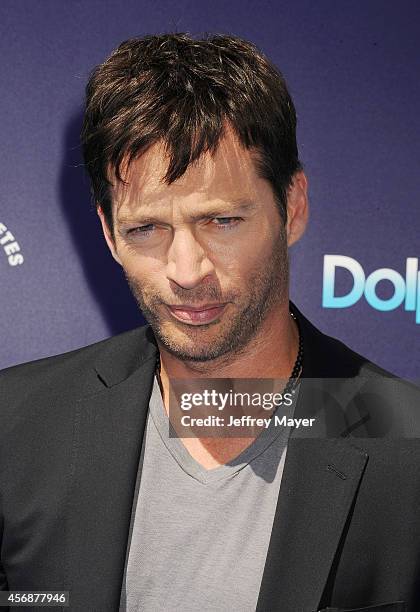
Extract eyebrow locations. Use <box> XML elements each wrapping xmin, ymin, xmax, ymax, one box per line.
<box><xmin>116</xmin><ymin>199</ymin><xmax>258</xmax><ymax>225</ymax></box>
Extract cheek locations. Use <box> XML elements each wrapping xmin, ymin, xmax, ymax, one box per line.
<box><xmin>118</xmin><ymin>249</ymin><xmax>165</xmax><ymax>287</ymax></box>
<box><xmin>211</xmin><ymin>223</ymin><xmax>275</xmax><ymax>274</ymax></box>
<box><xmin>205</xmin><ymin>218</ymin><xmax>278</xmax><ymax>267</ymax></box>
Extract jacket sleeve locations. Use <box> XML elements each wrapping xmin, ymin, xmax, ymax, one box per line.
<box><xmin>0</xmin><ymin>565</ymin><xmax>7</xmax><ymax>590</ymax></box>
<box><xmin>0</xmin><ymin>511</ymin><xmax>8</xmax><ymax>589</ymax></box>
<box><xmin>0</xmin><ymin>376</ymin><xmax>9</xmax><ymax>591</ymax></box>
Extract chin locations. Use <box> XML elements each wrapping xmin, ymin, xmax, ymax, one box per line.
<box><xmin>157</xmin><ymin>321</ymin><xmax>230</xmax><ymax>361</ymax></box>
<box><xmin>163</xmin><ymin>339</ymin><xmax>222</xmax><ymax>362</ymax></box>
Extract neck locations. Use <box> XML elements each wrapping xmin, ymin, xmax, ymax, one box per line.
<box><xmin>155</xmin><ymin>299</ymin><xmax>300</xmax><ymax>469</ymax></box>
<box><xmin>157</xmin><ymin>299</ymin><xmax>299</xmax><ymax>398</ymax></box>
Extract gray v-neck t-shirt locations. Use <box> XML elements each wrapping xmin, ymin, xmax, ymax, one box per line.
<box><xmin>120</xmin><ymin>377</ymin><xmax>298</xmax><ymax>612</ymax></box>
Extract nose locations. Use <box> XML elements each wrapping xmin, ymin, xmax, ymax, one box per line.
<box><xmin>166</xmin><ymin>228</ymin><xmax>214</xmax><ymax>289</ymax></box>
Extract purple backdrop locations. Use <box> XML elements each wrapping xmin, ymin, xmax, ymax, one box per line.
<box><xmin>0</xmin><ymin>0</ymin><xmax>419</xmax><ymax>379</ymax></box>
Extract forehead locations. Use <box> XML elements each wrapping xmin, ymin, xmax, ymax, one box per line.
<box><xmin>110</xmin><ymin>128</ymin><xmax>275</xmax><ymax>217</ymax></box>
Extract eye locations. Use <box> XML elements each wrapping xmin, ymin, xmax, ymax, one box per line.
<box><xmin>126</xmin><ymin>224</ymin><xmax>155</xmax><ymax>237</ymax></box>
<box><xmin>211</xmin><ymin>217</ymin><xmax>242</xmax><ymax>229</ymax></box>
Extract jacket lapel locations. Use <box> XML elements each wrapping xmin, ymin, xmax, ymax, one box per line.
<box><xmin>255</xmin><ymin>433</ymin><xmax>368</xmax><ymax>612</ymax></box>
<box><xmin>255</xmin><ymin>304</ymin><xmax>370</xmax><ymax>612</ymax></box>
<box><xmin>64</xmin><ymin>334</ymin><xmax>157</xmax><ymax>611</ymax></box>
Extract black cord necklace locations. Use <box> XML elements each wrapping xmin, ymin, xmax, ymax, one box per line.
<box><xmin>285</xmin><ymin>310</ymin><xmax>304</xmax><ymax>395</ymax></box>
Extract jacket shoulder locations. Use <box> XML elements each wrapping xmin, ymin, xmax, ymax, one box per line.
<box><xmin>291</xmin><ymin>303</ymin><xmax>420</xmax><ymax>435</ymax></box>
<box><xmin>292</xmin><ymin>302</ymin><xmax>394</xmax><ymax>379</ymax></box>
<box><xmin>0</xmin><ymin>324</ymin><xmax>154</xmax><ymax>402</ymax></box>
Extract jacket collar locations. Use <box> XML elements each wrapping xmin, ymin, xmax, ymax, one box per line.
<box><xmin>289</xmin><ymin>301</ymin><xmax>369</xmax><ymax>379</ymax></box>
<box><xmin>93</xmin><ymin>324</ymin><xmax>158</xmax><ymax>388</ymax></box>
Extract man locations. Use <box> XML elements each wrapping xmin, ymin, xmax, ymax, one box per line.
<box><xmin>0</xmin><ymin>33</ymin><xmax>419</xmax><ymax>612</ymax></box>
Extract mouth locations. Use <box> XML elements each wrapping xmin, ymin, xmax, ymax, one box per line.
<box><xmin>166</xmin><ymin>303</ymin><xmax>227</xmax><ymax>325</ymax></box>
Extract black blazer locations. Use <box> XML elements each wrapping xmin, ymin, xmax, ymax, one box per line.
<box><xmin>1</xmin><ymin>302</ymin><xmax>419</xmax><ymax>612</ymax></box>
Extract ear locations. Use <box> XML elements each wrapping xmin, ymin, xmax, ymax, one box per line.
<box><xmin>285</xmin><ymin>171</ymin><xmax>309</xmax><ymax>247</ymax></box>
<box><xmin>97</xmin><ymin>204</ymin><xmax>122</xmax><ymax>266</ymax></box>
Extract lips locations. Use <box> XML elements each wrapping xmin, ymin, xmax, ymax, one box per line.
<box><xmin>167</xmin><ymin>303</ymin><xmax>226</xmax><ymax>325</ymax></box>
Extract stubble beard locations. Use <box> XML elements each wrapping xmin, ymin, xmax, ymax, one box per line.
<box><xmin>125</xmin><ymin>226</ymin><xmax>289</xmax><ymax>368</ymax></box>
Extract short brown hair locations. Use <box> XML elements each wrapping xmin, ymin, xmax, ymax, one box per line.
<box><xmin>81</xmin><ymin>33</ymin><xmax>302</xmax><ymax>237</ymax></box>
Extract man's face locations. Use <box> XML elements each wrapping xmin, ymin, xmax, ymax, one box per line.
<box><xmin>100</xmin><ymin>129</ymin><xmax>304</xmax><ymax>363</ymax></box>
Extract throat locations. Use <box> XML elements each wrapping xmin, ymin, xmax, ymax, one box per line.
<box><xmin>176</xmin><ymin>436</ymin><xmax>258</xmax><ymax>470</ymax></box>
